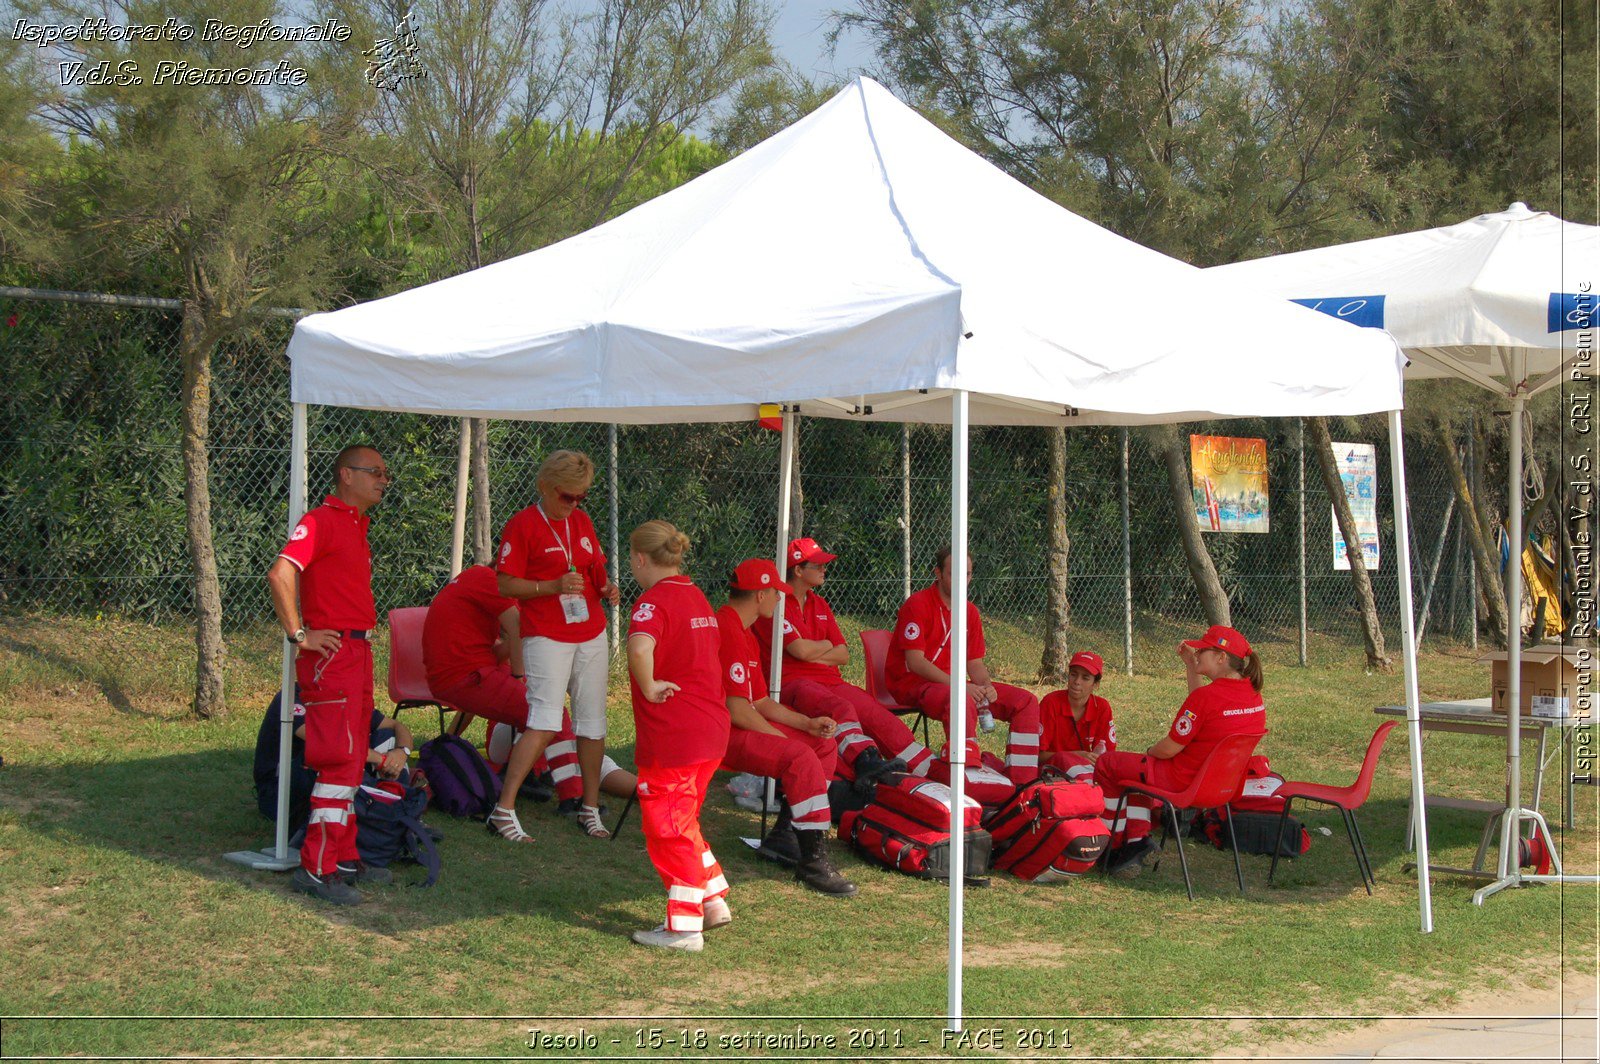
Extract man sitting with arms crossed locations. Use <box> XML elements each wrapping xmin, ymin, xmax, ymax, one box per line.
<box><xmin>753</xmin><ymin>537</ymin><xmax>931</xmax><ymax>786</ymax></box>
<box><xmin>716</xmin><ymin>558</ymin><xmax>857</xmax><ymax>896</ymax></box>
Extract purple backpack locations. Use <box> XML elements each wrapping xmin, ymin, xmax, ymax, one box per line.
<box><xmin>417</xmin><ymin>734</ymin><xmax>501</xmax><ymax>818</ymax></box>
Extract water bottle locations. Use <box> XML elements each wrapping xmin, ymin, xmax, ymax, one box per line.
<box><xmin>978</xmin><ymin>707</ymin><xmax>996</xmax><ymax>732</ymax></box>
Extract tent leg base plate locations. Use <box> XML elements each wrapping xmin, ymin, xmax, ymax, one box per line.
<box><xmin>223</xmin><ymin>847</ymin><xmax>300</xmax><ymax>872</ymax></box>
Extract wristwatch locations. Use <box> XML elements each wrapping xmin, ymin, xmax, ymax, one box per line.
<box><xmin>290</xmin><ymin>627</ymin><xmax>307</xmax><ymax>644</ymax></box>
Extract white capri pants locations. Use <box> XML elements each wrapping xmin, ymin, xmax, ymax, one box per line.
<box><xmin>521</xmin><ymin>632</ymin><xmax>609</xmax><ymax>738</ymax></box>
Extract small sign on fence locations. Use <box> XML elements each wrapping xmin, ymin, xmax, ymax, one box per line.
<box><xmin>1331</xmin><ymin>441</ymin><xmax>1380</xmax><ymax>569</ymax></box>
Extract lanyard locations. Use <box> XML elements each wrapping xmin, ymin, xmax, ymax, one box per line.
<box><xmin>933</xmin><ymin>596</ymin><xmax>954</xmax><ymax>658</ymax></box>
<box><xmin>536</xmin><ymin>504</ymin><xmax>574</xmax><ymax>569</ymax></box>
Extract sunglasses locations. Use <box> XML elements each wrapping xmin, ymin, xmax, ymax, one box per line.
<box><xmin>344</xmin><ymin>464</ymin><xmax>392</xmax><ymax>481</ymax></box>
<box><xmin>557</xmin><ymin>490</ymin><xmax>588</xmax><ymax>505</ymax></box>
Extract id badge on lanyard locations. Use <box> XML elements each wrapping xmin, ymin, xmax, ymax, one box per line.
<box><xmin>539</xmin><ymin>505</ymin><xmax>591</xmax><ymax>625</ymax></box>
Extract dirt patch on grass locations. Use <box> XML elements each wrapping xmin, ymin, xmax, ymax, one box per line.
<box><xmin>965</xmin><ymin>938</ymin><xmax>1117</xmax><ymax>968</ymax></box>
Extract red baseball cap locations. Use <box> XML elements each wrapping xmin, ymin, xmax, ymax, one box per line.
<box><xmin>1183</xmin><ymin>625</ymin><xmax>1252</xmax><ymax>659</ymax></box>
<box><xmin>729</xmin><ymin>558</ymin><xmax>783</xmax><ymax>591</ymax></box>
<box><xmin>788</xmin><ymin>537</ymin><xmax>837</xmax><ymax>566</ymax></box>
<box><xmin>1068</xmin><ymin>651</ymin><xmax>1104</xmax><ymax>677</ymax></box>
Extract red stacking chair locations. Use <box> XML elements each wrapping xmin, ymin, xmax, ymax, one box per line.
<box><xmin>1108</xmin><ymin>730</ymin><xmax>1267</xmax><ymax>900</ymax></box>
<box><xmin>385</xmin><ymin>606</ymin><xmax>463</xmax><ymax>736</ymax></box>
<box><xmin>859</xmin><ymin>629</ymin><xmax>932</xmax><ymax>747</ymax></box>
<box><xmin>1269</xmin><ymin>721</ymin><xmax>1397</xmax><ymax>894</ymax></box>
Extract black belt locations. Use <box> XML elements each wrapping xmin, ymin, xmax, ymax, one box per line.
<box><xmin>343</xmin><ymin>629</ymin><xmax>371</xmax><ymax>640</ymax></box>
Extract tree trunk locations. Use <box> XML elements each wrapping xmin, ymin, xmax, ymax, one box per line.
<box><xmin>180</xmin><ymin>303</ymin><xmax>226</xmax><ymax>719</ymax></box>
<box><xmin>788</xmin><ymin>418</ymin><xmax>804</xmax><ymax>537</ymax></box>
<box><xmin>1437</xmin><ymin>422</ymin><xmax>1511</xmax><ymax>645</ymax></box>
<box><xmin>1038</xmin><ymin>427</ymin><xmax>1072</xmax><ymax>683</ymax></box>
<box><xmin>1151</xmin><ymin>425</ymin><xmax>1231</xmax><ymax>626</ymax></box>
<box><xmin>1308</xmin><ymin>417</ymin><xmax>1391</xmax><ymax>670</ymax></box>
<box><xmin>471</xmin><ymin>418</ymin><xmax>492</xmax><ymax>564</ymax></box>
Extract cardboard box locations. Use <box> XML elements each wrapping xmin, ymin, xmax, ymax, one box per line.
<box><xmin>1478</xmin><ymin>645</ymin><xmax>1589</xmax><ymax>716</ymax></box>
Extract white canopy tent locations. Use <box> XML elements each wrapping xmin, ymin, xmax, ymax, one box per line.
<box><xmin>1210</xmin><ymin>202</ymin><xmax>1599</xmax><ymax>903</ymax></box>
<box><xmin>262</xmin><ymin>77</ymin><xmax>1427</xmax><ymax>1022</ymax></box>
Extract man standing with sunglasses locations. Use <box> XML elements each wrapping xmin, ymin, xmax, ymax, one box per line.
<box><xmin>267</xmin><ymin>444</ymin><xmax>392</xmax><ymax>904</ymax></box>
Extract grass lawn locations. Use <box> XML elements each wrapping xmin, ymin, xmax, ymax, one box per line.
<box><xmin>0</xmin><ymin>610</ymin><xmax>1594</xmax><ymax>1060</ymax></box>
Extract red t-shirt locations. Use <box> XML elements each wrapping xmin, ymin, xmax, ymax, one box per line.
<box><xmin>1039</xmin><ymin>692</ymin><xmax>1117</xmax><ymax>755</ymax></box>
<box><xmin>886</xmin><ymin>584</ymin><xmax>986</xmax><ymax>700</ymax></box>
<box><xmin>1165</xmin><ymin>677</ymin><xmax>1266</xmax><ymax>790</ymax></box>
<box><xmin>422</xmin><ymin>565</ymin><xmax>514</xmax><ymax>691</ymax></box>
<box><xmin>277</xmin><ymin>495</ymin><xmax>375</xmax><ymax>631</ymax></box>
<box><xmin>715</xmin><ymin>604</ymin><xmax>767</xmax><ymax>703</ymax></box>
<box><xmin>752</xmin><ymin>588</ymin><xmax>846</xmax><ymax>687</ymax></box>
<box><xmin>627</xmin><ymin>576</ymin><xmax>730</xmax><ymax>768</ymax></box>
<box><xmin>496</xmin><ymin>504</ymin><xmax>608</xmax><ymax>643</ymax></box>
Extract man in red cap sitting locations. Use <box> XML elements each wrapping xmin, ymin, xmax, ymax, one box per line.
<box><xmin>753</xmin><ymin>537</ymin><xmax>933</xmax><ymax>784</ymax></box>
<box><xmin>887</xmin><ymin>546</ymin><xmax>1042</xmax><ymax>786</ymax></box>
<box><xmin>716</xmin><ymin>558</ymin><xmax>857</xmax><ymax>896</ymax></box>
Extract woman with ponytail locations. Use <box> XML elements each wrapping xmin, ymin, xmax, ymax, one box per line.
<box><xmin>623</xmin><ymin>521</ymin><xmax>732</xmax><ymax>952</ymax></box>
<box><xmin>1094</xmin><ymin>625</ymin><xmax>1266</xmax><ymax>879</ymax></box>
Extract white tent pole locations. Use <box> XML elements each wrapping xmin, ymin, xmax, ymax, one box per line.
<box><xmin>1387</xmin><ymin>409</ymin><xmax>1434</xmax><ymax>932</ymax></box>
<box><xmin>449</xmin><ymin>418</ymin><xmax>470</xmax><ymax>577</ymax></box>
<box><xmin>1121</xmin><ymin>427</ymin><xmax>1133</xmax><ymax>674</ymax></box>
<box><xmin>769</xmin><ymin>408</ymin><xmax>796</xmax><ymax>702</ymax></box>
<box><xmin>947</xmin><ymin>390</ymin><xmax>969</xmax><ymax>1032</ymax></box>
<box><xmin>902</xmin><ymin>424</ymin><xmax>913</xmax><ymax>603</ymax></box>
<box><xmin>1501</xmin><ymin>393</ymin><xmax>1527</xmax><ymax>881</ymax></box>
<box><xmin>274</xmin><ymin>402</ymin><xmax>309</xmax><ymax>860</ymax></box>
<box><xmin>609</xmin><ymin>424</ymin><xmax>620</xmax><ymax>648</ymax></box>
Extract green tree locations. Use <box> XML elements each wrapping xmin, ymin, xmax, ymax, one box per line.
<box><xmin>19</xmin><ymin>0</ymin><xmax>368</xmax><ymax>717</ymax></box>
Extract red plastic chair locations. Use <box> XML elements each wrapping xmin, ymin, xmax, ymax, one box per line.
<box><xmin>859</xmin><ymin>629</ymin><xmax>932</xmax><ymax>746</ymax></box>
<box><xmin>1269</xmin><ymin>721</ymin><xmax>1397</xmax><ymax>894</ymax></box>
<box><xmin>385</xmin><ymin>606</ymin><xmax>463</xmax><ymax>736</ymax></box>
<box><xmin>1109</xmin><ymin>730</ymin><xmax>1267</xmax><ymax>900</ymax></box>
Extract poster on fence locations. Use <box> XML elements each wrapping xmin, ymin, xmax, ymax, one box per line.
<box><xmin>1330</xmin><ymin>441</ymin><xmax>1380</xmax><ymax>570</ymax></box>
<box><xmin>1189</xmin><ymin>435</ymin><xmax>1270</xmax><ymax>533</ymax></box>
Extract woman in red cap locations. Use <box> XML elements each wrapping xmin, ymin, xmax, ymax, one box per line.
<box><xmin>624</xmin><ymin>520</ymin><xmax>731</xmax><ymax>952</ymax></box>
<box><xmin>1095</xmin><ymin>625</ymin><xmax>1266</xmax><ymax>878</ymax></box>
<box><xmin>1038</xmin><ymin>650</ymin><xmax>1117</xmax><ymax>780</ymax></box>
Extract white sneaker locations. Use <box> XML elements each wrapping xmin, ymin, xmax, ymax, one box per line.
<box><xmin>631</xmin><ymin>924</ymin><xmax>704</xmax><ymax>952</ymax></box>
<box><xmin>703</xmin><ymin>897</ymin><xmax>732</xmax><ymax>930</ymax></box>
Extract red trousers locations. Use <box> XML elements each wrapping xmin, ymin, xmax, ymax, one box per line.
<box><xmin>637</xmin><ymin>759</ymin><xmax>727</xmax><ymax>932</ymax></box>
<box><xmin>1093</xmin><ymin>751</ymin><xmax>1174</xmax><ymax>848</ymax></box>
<box><xmin>722</xmin><ymin>722</ymin><xmax>835</xmax><ymax>831</ymax></box>
<box><xmin>894</xmin><ymin>679</ymin><xmax>1042</xmax><ymax>785</ymax></box>
<box><xmin>439</xmin><ymin>666</ymin><xmax>586</xmax><ymax>802</ymax></box>
<box><xmin>296</xmin><ymin>640</ymin><xmax>374</xmax><ymax>875</ymax></box>
<box><xmin>781</xmin><ymin>678</ymin><xmax>932</xmax><ymax>776</ymax></box>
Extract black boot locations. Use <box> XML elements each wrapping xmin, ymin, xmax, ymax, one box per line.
<box><xmin>758</xmin><ymin>803</ymin><xmax>801</xmax><ymax>866</ymax></box>
<box><xmin>851</xmin><ymin>748</ymin><xmax>908</xmax><ymax>797</ymax></box>
<box><xmin>795</xmin><ymin>830</ymin><xmax>858</xmax><ymax>896</ymax></box>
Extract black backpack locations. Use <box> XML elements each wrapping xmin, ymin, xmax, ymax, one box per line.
<box><xmin>355</xmin><ymin>774</ymin><xmax>441</xmax><ymax>886</ymax></box>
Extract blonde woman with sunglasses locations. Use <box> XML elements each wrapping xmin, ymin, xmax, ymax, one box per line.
<box><xmin>493</xmin><ymin>450</ymin><xmax>621</xmax><ymax>841</ymax></box>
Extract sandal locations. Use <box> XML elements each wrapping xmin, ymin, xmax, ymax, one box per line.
<box><xmin>486</xmin><ymin>805</ymin><xmax>533</xmax><ymax>843</ymax></box>
<box><xmin>577</xmin><ymin>804</ymin><xmax>611</xmax><ymax>839</ymax></box>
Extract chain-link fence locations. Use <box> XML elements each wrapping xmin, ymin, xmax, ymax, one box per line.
<box><xmin>2</xmin><ymin>293</ymin><xmax>1491</xmax><ymax>667</ymax></box>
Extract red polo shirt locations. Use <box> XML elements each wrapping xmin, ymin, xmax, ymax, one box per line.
<box><xmin>1039</xmin><ymin>692</ymin><xmax>1117</xmax><ymax>754</ymax></box>
<box><xmin>496</xmin><ymin>504</ymin><xmax>608</xmax><ymax>643</ymax></box>
<box><xmin>627</xmin><ymin>576</ymin><xmax>730</xmax><ymax>768</ymax></box>
<box><xmin>715</xmin><ymin>604</ymin><xmax>767</xmax><ymax>703</ymax></box>
<box><xmin>422</xmin><ymin>564</ymin><xmax>514</xmax><ymax>691</ymax></box>
<box><xmin>277</xmin><ymin>494</ymin><xmax>375</xmax><ymax>630</ymax></box>
<box><xmin>752</xmin><ymin>587</ymin><xmax>846</xmax><ymax>687</ymax></box>
<box><xmin>1165</xmin><ymin>677</ymin><xmax>1266</xmax><ymax>790</ymax></box>
<box><xmin>886</xmin><ymin>584</ymin><xmax>985</xmax><ymax>699</ymax></box>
